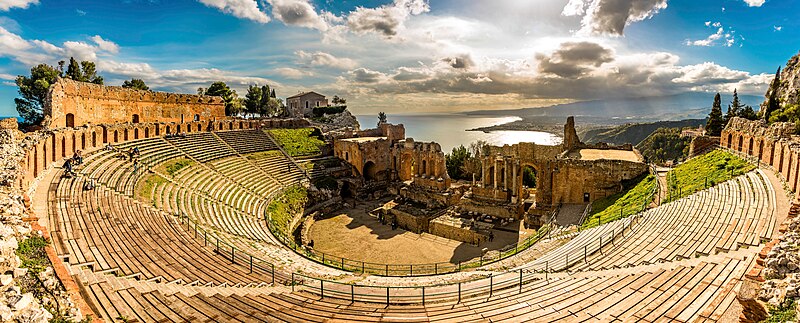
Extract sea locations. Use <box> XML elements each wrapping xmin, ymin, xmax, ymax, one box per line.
<box><xmin>356</xmin><ymin>114</ymin><xmax>562</xmax><ymax>153</ymax></box>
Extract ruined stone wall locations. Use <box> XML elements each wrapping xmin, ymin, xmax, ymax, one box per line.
<box><xmin>44</xmin><ymin>78</ymin><xmax>226</xmax><ymax>129</ymax></box>
<box><xmin>688</xmin><ymin>136</ymin><xmax>721</xmax><ymax>157</ymax></box>
<box><xmin>551</xmin><ymin>159</ymin><xmax>649</xmax><ymax>204</ymax></box>
<box><xmin>721</xmin><ymin>117</ymin><xmax>800</xmax><ymax>197</ymax></box>
<box><xmin>429</xmin><ymin>219</ymin><xmax>487</xmax><ymax>245</ymax></box>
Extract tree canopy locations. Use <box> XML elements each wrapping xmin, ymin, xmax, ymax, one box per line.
<box><xmin>121</xmin><ymin>78</ymin><xmax>149</xmax><ymax>91</ymax></box>
<box><xmin>377</xmin><ymin>112</ymin><xmax>387</xmax><ymax>127</ymax></box>
<box><xmin>204</xmin><ymin>81</ymin><xmax>242</xmax><ymax>116</ymax></box>
<box><xmin>64</xmin><ymin>57</ymin><xmax>103</xmax><ymax>84</ymax></box>
<box><xmin>724</xmin><ymin>89</ymin><xmax>757</xmax><ymax>123</ymax></box>
<box><xmin>706</xmin><ymin>93</ymin><xmax>724</xmax><ymax>136</ymax></box>
<box><xmin>763</xmin><ymin>66</ymin><xmax>782</xmax><ymax>122</ymax></box>
<box><xmin>15</xmin><ymin>64</ymin><xmax>60</xmax><ymax>127</ymax></box>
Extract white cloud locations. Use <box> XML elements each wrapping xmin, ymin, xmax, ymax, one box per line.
<box><xmin>562</xmin><ymin>0</ymin><xmax>667</xmax><ymax>35</ymax></box>
<box><xmin>774</xmin><ymin>25</ymin><xmax>782</xmax><ymax>32</ymax></box>
<box><xmin>197</xmin><ymin>0</ymin><xmax>269</xmax><ymax>23</ymax></box>
<box><xmin>0</xmin><ymin>0</ymin><xmax>38</xmax><ymax>11</ymax></box>
<box><xmin>685</xmin><ymin>22</ymin><xmax>736</xmax><ymax>47</ymax></box>
<box><xmin>0</xmin><ymin>73</ymin><xmax>14</xmax><ymax>80</ymax></box>
<box><xmin>743</xmin><ymin>0</ymin><xmax>765</xmax><ymax>7</ymax></box>
<box><xmin>347</xmin><ymin>0</ymin><xmax>430</xmax><ymax>38</ymax></box>
<box><xmin>295</xmin><ymin>50</ymin><xmax>357</xmax><ymax>70</ymax></box>
<box><xmin>76</xmin><ymin>9</ymin><xmax>86</xmax><ymax>16</ymax></box>
<box><xmin>266</xmin><ymin>0</ymin><xmax>328</xmax><ymax>30</ymax></box>
<box><xmin>91</xmin><ymin>35</ymin><xmax>119</xmax><ymax>54</ymax></box>
<box><xmin>275</xmin><ymin>67</ymin><xmax>313</xmax><ymax>79</ymax></box>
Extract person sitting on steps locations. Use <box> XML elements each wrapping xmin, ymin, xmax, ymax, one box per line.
<box><xmin>73</xmin><ymin>150</ymin><xmax>83</xmax><ymax>165</ymax></box>
<box><xmin>62</xmin><ymin>158</ymin><xmax>75</xmax><ymax>178</ymax></box>
<box><xmin>83</xmin><ymin>179</ymin><xmax>95</xmax><ymax>191</ymax></box>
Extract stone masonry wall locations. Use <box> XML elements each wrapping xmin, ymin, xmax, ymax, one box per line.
<box><xmin>44</xmin><ymin>78</ymin><xmax>226</xmax><ymax>129</ymax></box>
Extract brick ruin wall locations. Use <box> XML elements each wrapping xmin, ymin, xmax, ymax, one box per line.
<box><xmin>721</xmin><ymin>117</ymin><xmax>800</xmax><ymax>200</ymax></box>
<box><xmin>44</xmin><ymin>78</ymin><xmax>226</xmax><ymax>129</ymax></box>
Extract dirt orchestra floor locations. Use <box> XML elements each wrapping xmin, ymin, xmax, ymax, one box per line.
<box><xmin>307</xmin><ymin>199</ymin><xmax>538</xmax><ymax>265</ymax></box>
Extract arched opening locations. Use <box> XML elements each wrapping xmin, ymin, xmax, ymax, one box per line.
<box><xmin>132</xmin><ymin>114</ymin><xmax>140</xmax><ymax>123</ymax></box>
<box><xmin>81</xmin><ymin>133</ymin><xmax>86</xmax><ymax>150</ymax></box>
<box><xmin>341</xmin><ymin>182</ymin><xmax>354</xmax><ymax>198</ymax></box>
<box><xmin>92</xmin><ymin>132</ymin><xmax>96</xmax><ymax>147</ymax></box>
<box><xmin>779</xmin><ymin>147</ymin><xmax>785</xmax><ymax>173</ymax></box>
<box><xmin>759</xmin><ymin>140</ymin><xmax>764</xmax><ymax>160</ymax></box>
<box><xmin>522</xmin><ymin>165</ymin><xmax>537</xmax><ymax>189</ymax></box>
<box><xmin>134</xmin><ymin>128</ymin><xmax>139</xmax><ymax>139</ymax></box>
<box><xmin>43</xmin><ymin>142</ymin><xmax>47</xmax><ymax>166</ymax></box>
<box><xmin>499</xmin><ymin>167</ymin><xmax>506</xmax><ymax>188</ymax></box>
<box><xmin>166</xmin><ymin>125</ymin><xmax>171</xmax><ymax>135</ymax></box>
<box><xmin>61</xmin><ymin>137</ymin><xmax>65</xmax><ymax>157</ymax></box>
<box><xmin>33</xmin><ymin>148</ymin><xmax>38</xmax><ymax>178</ymax></box>
<box><xmin>71</xmin><ymin>134</ymin><xmax>76</xmax><ymax>155</ymax></box>
<box><xmin>305</xmin><ymin>101</ymin><xmax>309</xmax><ymax>110</ymax></box>
<box><xmin>421</xmin><ymin>160</ymin><xmax>427</xmax><ymax>176</ymax></box>
<box><xmin>239</xmin><ymin>121</ymin><xmax>243</xmax><ymax>129</ymax></box>
<box><xmin>345</xmin><ymin>152</ymin><xmax>349</xmax><ymax>161</ymax></box>
<box><xmin>144</xmin><ymin>127</ymin><xmax>150</xmax><ymax>138</ymax></box>
<box><xmin>123</xmin><ymin>129</ymin><xmax>129</xmax><ymax>141</ymax></box>
<box><xmin>363</xmin><ymin>161</ymin><xmax>378</xmax><ymax>181</ymax></box>
<box><xmin>486</xmin><ymin>166</ymin><xmax>495</xmax><ymax>187</ymax></box>
<box><xmin>51</xmin><ymin>136</ymin><xmax>56</xmax><ymax>161</ymax></box>
<box><xmin>737</xmin><ymin>135</ymin><xmax>743</xmax><ymax>152</ymax></box>
<box><xmin>155</xmin><ymin>125</ymin><xmax>160</xmax><ymax>136</ymax></box>
<box><xmin>177</xmin><ymin>125</ymin><xmax>182</xmax><ymax>133</ymax></box>
<box><xmin>748</xmin><ymin>138</ymin><xmax>754</xmax><ymax>155</ymax></box>
<box><xmin>197</xmin><ymin>124</ymin><xmax>201</xmax><ymax>132</ymax></box>
<box><xmin>65</xmin><ymin>113</ymin><xmax>75</xmax><ymax>128</ymax></box>
<box><xmin>219</xmin><ymin>123</ymin><xmax>223</xmax><ymax>130</ymax></box>
<box><xmin>229</xmin><ymin>123</ymin><xmax>233</xmax><ymax>130</ymax></box>
<box><xmin>727</xmin><ymin>133</ymin><xmax>733</xmax><ymax>148</ymax></box>
<box><xmin>113</xmin><ymin>130</ymin><xmax>118</xmax><ymax>143</ymax></box>
<box><xmin>102</xmin><ymin>128</ymin><xmax>108</xmax><ymax>144</ymax></box>
<box><xmin>194</xmin><ymin>114</ymin><xmax>200</xmax><ymax>122</ymax></box>
<box><xmin>770</xmin><ymin>144</ymin><xmax>776</xmax><ymax>165</ymax></box>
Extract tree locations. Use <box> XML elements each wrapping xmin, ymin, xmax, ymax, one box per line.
<box><xmin>445</xmin><ymin>145</ymin><xmax>470</xmax><ymax>180</ymax></box>
<box><xmin>377</xmin><ymin>112</ymin><xmax>387</xmax><ymax>126</ymax></box>
<box><xmin>243</xmin><ymin>85</ymin><xmax>262</xmax><ymax>118</ymax></box>
<box><xmin>764</xmin><ymin>66</ymin><xmax>782</xmax><ymax>122</ymax></box>
<box><xmin>197</xmin><ymin>87</ymin><xmax>205</xmax><ymax>95</ymax></box>
<box><xmin>204</xmin><ymin>81</ymin><xmax>242</xmax><ymax>116</ymax></box>
<box><xmin>706</xmin><ymin>93</ymin><xmax>724</xmax><ymax>136</ymax></box>
<box><xmin>121</xmin><ymin>78</ymin><xmax>149</xmax><ymax>91</ymax></box>
<box><xmin>259</xmin><ymin>85</ymin><xmax>271</xmax><ymax>116</ymax></box>
<box><xmin>63</xmin><ymin>57</ymin><xmax>103</xmax><ymax>84</ymax></box>
<box><xmin>331</xmin><ymin>95</ymin><xmax>347</xmax><ymax>106</ymax></box>
<box><xmin>270</xmin><ymin>88</ymin><xmax>276</xmax><ymax>98</ymax></box>
<box><xmin>15</xmin><ymin>64</ymin><xmax>60</xmax><ymax>127</ymax></box>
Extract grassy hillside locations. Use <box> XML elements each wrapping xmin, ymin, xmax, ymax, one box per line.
<box><xmin>635</xmin><ymin>128</ymin><xmax>692</xmax><ymax>165</ymax></box>
<box><xmin>268</xmin><ymin>128</ymin><xmax>326</xmax><ymax>157</ymax></box>
<box><xmin>666</xmin><ymin>149</ymin><xmax>754</xmax><ymax>202</ymax></box>
<box><xmin>581</xmin><ymin>119</ymin><xmax>706</xmax><ymax>145</ymax></box>
<box><xmin>267</xmin><ymin>186</ymin><xmax>308</xmax><ymax>236</ymax></box>
<box><xmin>581</xmin><ymin>174</ymin><xmax>656</xmax><ymax>230</ymax></box>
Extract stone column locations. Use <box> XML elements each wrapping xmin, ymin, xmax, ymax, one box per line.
<box><xmin>512</xmin><ymin>161</ymin><xmax>517</xmax><ymax>197</ymax></box>
<box><xmin>504</xmin><ymin>159</ymin><xmax>508</xmax><ymax>190</ymax></box>
<box><xmin>482</xmin><ymin>158</ymin><xmax>487</xmax><ymax>185</ymax></box>
<box><xmin>493</xmin><ymin>159</ymin><xmax>498</xmax><ymax>189</ymax></box>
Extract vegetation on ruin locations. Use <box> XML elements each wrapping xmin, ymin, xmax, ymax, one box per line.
<box><xmin>268</xmin><ymin>128</ymin><xmax>326</xmax><ymax>157</ymax></box>
<box><xmin>267</xmin><ymin>186</ymin><xmax>308</xmax><ymax>236</ymax></box>
<box><xmin>202</xmin><ymin>81</ymin><xmax>243</xmax><ymax>116</ymax></box>
<box><xmin>137</xmin><ymin>174</ymin><xmax>168</xmax><ymax>203</ymax></box>
<box><xmin>445</xmin><ymin>141</ymin><xmax>486</xmax><ymax>181</ymax></box>
<box><xmin>666</xmin><ymin>149</ymin><xmax>754</xmax><ymax>202</ymax></box>
<box><xmin>247</xmin><ymin>150</ymin><xmax>283</xmax><ymax>160</ymax></box>
<box><xmin>312</xmin><ymin>106</ymin><xmax>347</xmax><ymax>117</ymax></box>
<box><xmin>244</xmin><ymin>84</ymin><xmax>282</xmax><ymax>117</ymax></box>
<box><xmin>765</xmin><ymin>299</ymin><xmax>796</xmax><ymax>323</ymax></box>
<box><xmin>16</xmin><ymin>235</ymin><xmax>50</xmax><ymax>274</ymax></box>
<box><xmin>635</xmin><ymin>128</ymin><xmax>691</xmax><ymax>165</ymax></box>
<box><xmin>582</xmin><ymin>174</ymin><xmax>656</xmax><ymax>230</ymax></box>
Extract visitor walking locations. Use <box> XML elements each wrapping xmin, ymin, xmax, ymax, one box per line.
<box><xmin>63</xmin><ymin>158</ymin><xmax>74</xmax><ymax>177</ymax></box>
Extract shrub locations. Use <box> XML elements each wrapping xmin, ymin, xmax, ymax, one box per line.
<box><xmin>268</xmin><ymin>128</ymin><xmax>326</xmax><ymax>157</ymax></box>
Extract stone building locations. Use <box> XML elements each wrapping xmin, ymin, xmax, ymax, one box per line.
<box><xmin>44</xmin><ymin>78</ymin><xmax>226</xmax><ymax>129</ymax></box>
<box><xmin>286</xmin><ymin>92</ymin><xmax>328</xmax><ymax>118</ymax></box>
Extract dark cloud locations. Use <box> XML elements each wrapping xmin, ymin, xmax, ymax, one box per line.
<box><xmin>562</xmin><ymin>0</ymin><xmax>668</xmax><ymax>35</ymax></box>
<box><xmin>346</xmin><ymin>0</ymin><xmax>429</xmax><ymax>38</ymax></box>
<box><xmin>442</xmin><ymin>55</ymin><xmax>474</xmax><ymax>69</ymax></box>
<box><xmin>350</xmin><ymin>68</ymin><xmax>386</xmax><ymax>83</ymax></box>
<box><xmin>537</xmin><ymin>42</ymin><xmax>614</xmax><ymax>78</ymax></box>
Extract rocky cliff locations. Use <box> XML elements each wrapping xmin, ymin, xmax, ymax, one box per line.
<box><xmin>764</xmin><ymin>51</ymin><xmax>800</xmax><ymax>110</ymax></box>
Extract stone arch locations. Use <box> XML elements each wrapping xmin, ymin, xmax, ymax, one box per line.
<box><xmin>521</xmin><ymin>164</ymin><xmax>538</xmax><ymax>189</ymax></box>
<box><xmin>748</xmin><ymin>137</ymin><xmax>754</xmax><ymax>155</ymax></box>
<box><xmin>81</xmin><ymin>133</ymin><xmax>86</xmax><ymax>150</ymax></box>
<box><xmin>144</xmin><ymin>127</ymin><xmax>150</xmax><ymax>138</ymax></box>
<box><xmin>363</xmin><ymin>161</ymin><xmax>378</xmax><ymax>181</ymax></box>
<box><xmin>770</xmin><ymin>143</ymin><xmax>776</xmax><ymax>165</ymax></box>
<box><xmin>229</xmin><ymin>123</ymin><xmax>233</xmax><ymax>130</ymax></box>
<box><xmin>421</xmin><ymin>159</ymin><xmax>427</xmax><ymax>176</ymax></box>
<box><xmin>132</xmin><ymin>114</ymin><xmax>140</xmax><ymax>123</ymax></box>
<box><xmin>65</xmin><ymin>113</ymin><xmax>75</xmax><ymax>128</ymax></box>
<box><xmin>124</xmin><ymin>129</ymin><xmax>129</xmax><ymax>141</ymax></box>
<box><xmin>134</xmin><ymin>128</ymin><xmax>139</xmax><ymax>139</ymax></box>
<box><xmin>727</xmin><ymin>133</ymin><xmax>733</xmax><ymax>148</ymax></box>
<box><xmin>92</xmin><ymin>132</ymin><xmax>97</xmax><ymax>148</ymax></box>
<box><xmin>197</xmin><ymin>124</ymin><xmax>201</xmax><ymax>132</ymax></box>
<box><xmin>487</xmin><ymin>166</ymin><xmax>495</xmax><ymax>187</ymax></box>
<box><xmin>737</xmin><ymin>135</ymin><xmax>743</xmax><ymax>152</ymax></box>
<box><xmin>177</xmin><ymin>125</ymin><xmax>182</xmax><ymax>133</ymax></box>
<box><xmin>758</xmin><ymin>140</ymin><xmax>764</xmax><ymax>161</ymax></box>
<box><xmin>113</xmin><ymin>130</ymin><xmax>118</xmax><ymax>143</ymax></box>
<box><xmin>51</xmin><ymin>136</ymin><xmax>56</xmax><ymax>162</ymax></box>
<box><xmin>239</xmin><ymin>121</ymin><xmax>243</xmax><ymax>129</ymax></box>
<box><xmin>102</xmin><ymin>128</ymin><xmax>108</xmax><ymax>144</ymax></box>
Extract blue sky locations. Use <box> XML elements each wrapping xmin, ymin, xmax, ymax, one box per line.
<box><xmin>0</xmin><ymin>0</ymin><xmax>798</xmax><ymax>116</ymax></box>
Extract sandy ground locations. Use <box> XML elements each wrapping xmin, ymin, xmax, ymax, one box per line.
<box><xmin>307</xmin><ymin>200</ymin><xmax>538</xmax><ymax>265</ymax></box>
<box><xmin>568</xmin><ymin>149</ymin><xmax>642</xmax><ymax>162</ymax></box>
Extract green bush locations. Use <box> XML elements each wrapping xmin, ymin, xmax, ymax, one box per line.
<box><xmin>582</xmin><ymin>174</ymin><xmax>656</xmax><ymax>230</ymax></box>
<box><xmin>312</xmin><ymin>106</ymin><xmax>347</xmax><ymax>117</ymax></box>
<box><xmin>16</xmin><ymin>236</ymin><xmax>50</xmax><ymax>273</ymax></box>
<box><xmin>165</xmin><ymin>159</ymin><xmax>193</xmax><ymax>177</ymax></box>
<box><xmin>269</xmin><ymin>128</ymin><xmax>326</xmax><ymax>157</ymax></box>
<box><xmin>765</xmin><ymin>299</ymin><xmax>796</xmax><ymax>322</ymax></box>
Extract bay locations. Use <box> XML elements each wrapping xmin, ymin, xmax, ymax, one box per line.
<box><xmin>356</xmin><ymin>114</ymin><xmax>562</xmax><ymax>153</ymax></box>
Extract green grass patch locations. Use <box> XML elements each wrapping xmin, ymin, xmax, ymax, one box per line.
<box><xmin>268</xmin><ymin>128</ymin><xmax>326</xmax><ymax>157</ymax></box>
<box><xmin>667</xmin><ymin>149</ymin><xmax>754</xmax><ymax>201</ymax></box>
<box><xmin>164</xmin><ymin>159</ymin><xmax>193</xmax><ymax>177</ymax></box>
<box><xmin>582</xmin><ymin>174</ymin><xmax>656</xmax><ymax>230</ymax></box>
<box><xmin>137</xmin><ymin>174</ymin><xmax>168</xmax><ymax>203</ymax></box>
<box><xmin>16</xmin><ymin>236</ymin><xmax>50</xmax><ymax>273</ymax></box>
<box><xmin>765</xmin><ymin>299</ymin><xmax>796</xmax><ymax>322</ymax></box>
<box><xmin>247</xmin><ymin>150</ymin><xmax>284</xmax><ymax>160</ymax></box>
<box><xmin>267</xmin><ymin>186</ymin><xmax>309</xmax><ymax>236</ymax></box>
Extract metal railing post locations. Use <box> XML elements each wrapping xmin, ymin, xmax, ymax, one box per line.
<box><xmin>458</xmin><ymin>282</ymin><xmax>461</xmax><ymax>303</ymax></box>
<box><xmin>249</xmin><ymin>255</ymin><xmax>253</xmax><ymax>273</ymax></box>
<box><xmin>271</xmin><ymin>264</ymin><xmax>275</xmax><ymax>285</ymax></box>
<box><xmin>386</xmin><ymin>287</ymin><xmax>389</xmax><ymax>305</ymax></box>
<box><xmin>351</xmin><ymin>285</ymin><xmax>354</xmax><ymax>303</ymax></box>
<box><xmin>320</xmin><ymin>280</ymin><xmax>324</xmax><ymax>299</ymax></box>
<box><xmin>422</xmin><ymin>286</ymin><xmax>426</xmax><ymax>305</ymax></box>
<box><xmin>519</xmin><ymin>269</ymin><xmax>523</xmax><ymax>293</ymax></box>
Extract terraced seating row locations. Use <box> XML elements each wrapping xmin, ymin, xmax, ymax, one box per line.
<box><xmin>572</xmin><ymin>171</ymin><xmax>774</xmax><ymax>271</ymax></box>
<box><xmin>79</xmin><ymin>249</ymin><xmax>754</xmax><ymax>322</ymax></box>
<box><xmin>215</xmin><ymin>129</ymin><xmax>278</xmax><ymax>155</ymax></box>
<box><xmin>247</xmin><ymin>151</ymin><xmax>306</xmax><ymax>185</ymax></box>
<box><xmin>208</xmin><ymin>156</ymin><xmax>281</xmax><ymax>198</ymax></box>
<box><xmin>50</xmin><ymin>172</ymin><xmax>273</xmax><ymax>285</ymax></box>
<box><xmin>167</xmin><ymin>132</ymin><xmax>237</xmax><ymax>163</ymax></box>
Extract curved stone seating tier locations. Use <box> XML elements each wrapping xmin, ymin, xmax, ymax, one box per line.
<box><xmin>78</xmin><ymin>250</ymin><xmax>754</xmax><ymax>322</ymax></box>
<box><xmin>166</xmin><ymin>132</ymin><xmax>237</xmax><ymax>163</ymax></box>
<box><xmin>215</xmin><ymin>129</ymin><xmax>279</xmax><ymax>155</ymax></box>
<box><xmin>248</xmin><ymin>152</ymin><xmax>306</xmax><ymax>185</ymax></box>
<box><xmin>49</xmin><ymin>173</ymin><xmax>273</xmax><ymax>285</ymax></box>
<box><xmin>570</xmin><ymin>171</ymin><xmax>773</xmax><ymax>271</ymax></box>
<box><xmin>170</xmin><ymin>162</ymin><xmax>268</xmax><ymax>217</ymax></box>
<box><xmin>207</xmin><ymin>157</ymin><xmax>281</xmax><ymax>199</ymax></box>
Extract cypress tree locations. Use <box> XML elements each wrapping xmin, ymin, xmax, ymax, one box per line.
<box><xmin>764</xmin><ymin>66</ymin><xmax>782</xmax><ymax>122</ymax></box>
<box><xmin>706</xmin><ymin>93</ymin><xmax>724</xmax><ymax>136</ymax></box>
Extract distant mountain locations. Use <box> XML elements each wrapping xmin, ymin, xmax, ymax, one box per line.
<box><xmin>581</xmin><ymin>119</ymin><xmax>707</xmax><ymax>145</ymax></box>
<box><xmin>465</xmin><ymin>92</ymin><xmax>761</xmax><ymax>123</ymax></box>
